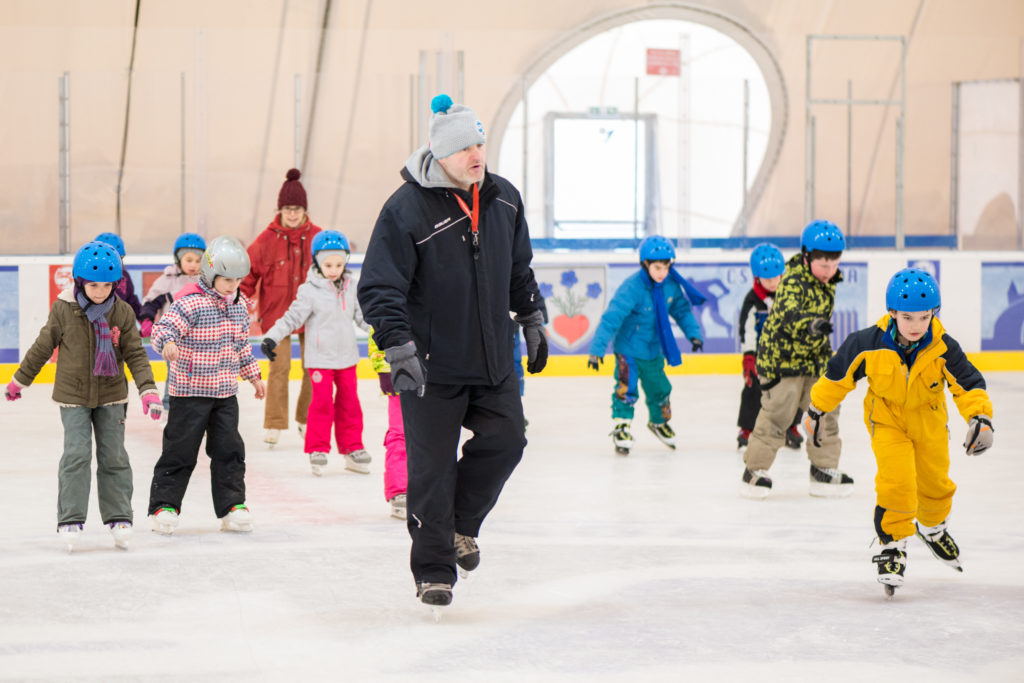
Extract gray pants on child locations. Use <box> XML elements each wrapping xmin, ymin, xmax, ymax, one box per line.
<box><xmin>58</xmin><ymin>404</ymin><xmax>133</xmax><ymax>526</ymax></box>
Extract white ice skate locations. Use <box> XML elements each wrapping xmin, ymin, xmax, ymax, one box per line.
<box><xmin>808</xmin><ymin>464</ymin><xmax>854</xmax><ymax>498</ymax></box>
<box><xmin>915</xmin><ymin>521</ymin><xmax>963</xmax><ymax>572</ymax></box>
<box><xmin>108</xmin><ymin>521</ymin><xmax>132</xmax><ymax>550</ymax></box>
<box><xmin>610</xmin><ymin>420</ymin><xmax>633</xmax><ymax>455</ymax></box>
<box><xmin>389</xmin><ymin>494</ymin><xmax>407</xmax><ymax>520</ymax></box>
<box><xmin>309</xmin><ymin>451</ymin><xmax>328</xmax><ymax>477</ymax></box>
<box><xmin>647</xmin><ymin>422</ymin><xmax>677</xmax><ymax>449</ymax></box>
<box><xmin>873</xmin><ymin>539</ymin><xmax>908</xmax><ymax>599</ymax></box>
<box><xmin>151</xmin><ymin>507</ymin><xmax>179</xmax><ymax>535</ymax></box>
<box><xmin>343</xmin><ymin>449</ymin><xmax>371</xmax><ymax>474</ymax></box>
<box><xmin>57</xmin><ymin>523</ymin><xmax>83</xmax><ymax>552</ymax></box>
<box><xmin>264</xmin><ymin>428</ymin><xmax>280</xmax><ymax>448</ymax></box>
<box><xmin>220</xmin><ymin>504</ymin><xmax>253</xmax><ymax>532</ymax></box>
<box><xmin>416</xmin><ymin>582</ymin><xmax>453</xmax><ymax>622</ymax></box>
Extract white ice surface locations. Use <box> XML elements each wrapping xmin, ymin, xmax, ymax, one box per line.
<box><xmin>1</xmin><ymin>374</ymin><xmax>1023</xmax><ymax>682</ymax></box>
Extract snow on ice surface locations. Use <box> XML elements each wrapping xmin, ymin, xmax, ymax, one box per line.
<box><xmin>1</xmin><ymin>374</ymin><xmax>1023</xmax><ymax>681</ymax></box>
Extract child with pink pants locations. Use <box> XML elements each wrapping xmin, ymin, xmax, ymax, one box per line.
<box><xmin>259</xmin><ymin>231</ymin><xmax>372</xmax><ymax>476</ymax></box>
<box><xmin>369</xmin><ymin>330</ymin><xmax>408</xmax><ymax>519</ymax></box>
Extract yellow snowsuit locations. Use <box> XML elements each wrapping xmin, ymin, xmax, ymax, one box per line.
<box><xmin>809</xmin><ymin>315</ymin><xmax>992</xmax><ymax>542</ymax></box>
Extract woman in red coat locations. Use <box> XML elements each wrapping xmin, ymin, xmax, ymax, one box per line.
<box><xmin>241</xmin><ymin>168</ymin><xmax>321</xmax><ymax>446</ymax></box>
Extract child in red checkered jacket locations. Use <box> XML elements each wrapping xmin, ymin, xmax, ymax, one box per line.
<box><xmin>147</xmin><ymin>236</ymin><xmax>266</xmax><ymax>535</ymax></box>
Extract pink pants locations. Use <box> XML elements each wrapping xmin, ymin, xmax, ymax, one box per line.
<box><xmin>383</xmin><ymin>394</ymin><xmax>408</xmax><ymax>501</ymax></box>
<box><xmin>305</xmin><ymin>367</ymin><xmax>364</xmax><ymax>455</ymax></box>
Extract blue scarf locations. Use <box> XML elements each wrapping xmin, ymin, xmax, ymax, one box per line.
<box><xmin>643</xmin><ymin>267</ymin><xmax>706</xmax><ymax>367</ymax></box>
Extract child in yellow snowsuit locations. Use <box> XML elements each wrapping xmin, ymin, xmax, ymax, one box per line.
<box><xmin>805</xmin><ymin>268</ymin><xmax>993</xmax><ymax>595</ymax></box>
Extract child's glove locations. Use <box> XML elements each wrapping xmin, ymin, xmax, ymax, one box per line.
<box><xmin>384</xmin><ymin>341</ymin><xmax>427</xmax><ymax>397</ymax></box>
<box><xmin>963</xmin><ymin>415</ymin><xmax>993</xmax><ymax>455</ymax></box>
<box><xmin>803</xmin><ymin>403</ymin><xmax>825</xmax><ymax>447</ymax></box>
<box><xmin>808</xmin><ymin>318</ymin><xmax>834</xmax><ymax>337</ymax></box>
<box><xmin>690</xmin><ymin>338</ymin><xmax>703</xmax><ymax>352</ymax></box>
<box><xmin>515</xmin><ymin>310</ymin><xmax>548</xmax><ymax>374</ymax></box>
<box><xmin>261</xmin><ymin>338</ymin><xmax>277</xmax><ymax>362</ymax></box>
<box><xmin>5</xmin><ymin>380</ymin><xmax>23</xmax><ymax>401</ymax></box>
<box><xmin>378</xmin><ymin>372</ymin><xmax>397</xmax><ymax>397</ymax></box>
<box><xmin>139</xmin><ymin>318</ymin><xmax>153</xmax><ymax>338</ymax></box>
<box><xmin>141</xmin><ymin>393</ymin><xmax>163</xmax><ymax>421</ymax></box>
<box><xmin>742</xmin><ymin>353</ymin><xmax>757</xmax><ymax>387</ymax></box>
<box><xmin>587</xmin><ymin>355</ymin><xmax>603</xmax><ymax>372</ymax></box>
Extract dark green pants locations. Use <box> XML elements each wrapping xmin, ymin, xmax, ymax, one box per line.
<box><xmin>611</xmin><ymin>354</ymin><xmax>672</xmax><ymax>423</ymax></box>
<box><xmin>58</xmin><ymin>404</ymin><xmax>133</xmax><ymax>526</ymax></box>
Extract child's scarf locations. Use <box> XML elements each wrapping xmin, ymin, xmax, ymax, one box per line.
<box><xmin>75</xmin><ymin>288</ymin><xmax>118</xmax><ymax>376</ymax></box>
<box><xmin>642</xmin><ymin>267</ymin><xmax>706</xmax><ymax>367</ymax></box>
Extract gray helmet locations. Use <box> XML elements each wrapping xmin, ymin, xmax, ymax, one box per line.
<box><xmin>200</xmin><ymin>235</ymin><xmax>251</xmax><ymax>285</ymax></box>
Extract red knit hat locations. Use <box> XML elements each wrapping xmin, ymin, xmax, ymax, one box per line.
<box><xmin>277</xmin><ymin>168</ymin><xmax>308</xmax><ymax>209</ymax></box>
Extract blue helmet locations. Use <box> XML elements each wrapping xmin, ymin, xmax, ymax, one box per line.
<box><xmin>312</xmin><ymin>230</ymin><xmax>350</xmax><ymax>257</ymax></box>
<box><xmin>173</xmin><ymin>232</ymin><xmax>206</xmax><ymax>260</ymax></box>
<box><xmin>639</xmin><ymin>235</ymin><xmax>675</xmax><ymax>263</ymax></box>
<box><xmin>749</xmin><ymin>243</ymin><xmax>785</xmax><ymax>279</ymax></box>
<box><xmin>73</xmin><ymin>241</ymin><xmax>123</xmax><ymax>282</ymax></box>
<box><xmin>886</xmin><ymin>268</ymin><xmax>940</xmax><ymax>312</ymax></box>
<box><xmin>800</xmin><ymin>220</ymin><xmax>846</xmax><ymax>253</ymax></box>
<box><xmin>94</xmin><ymin>232</ymin><xmax>126</xmax><ymax>257</ymax></box>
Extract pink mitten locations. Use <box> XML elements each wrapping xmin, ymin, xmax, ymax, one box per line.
<box><xmin>139</xmin><ymin>319</ymin><xmax>153</xmax><ymax>338</ymax></box>
<box><xmin>141</xmin><ymin>393</ymin><xmax>163</xmax><ymax>421</ymax></box>
<box><xmin>110</xmin><ymin>326</ymin><xmax>121</xmax><ymax>347</ymax></box>
<box><xmin>5</xmin><ymin>381</ymin><xmax>22</xmax><ymax>401</ymax></box>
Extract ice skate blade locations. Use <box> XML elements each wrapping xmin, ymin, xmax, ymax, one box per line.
<box><xmin>430</xmin><ymin>606</ymin><xmax>444</xmax><ymax>622</ymax></box>
<box><xmin>739</xmin><ymin>483</ymin><xmax>770</xmax><ymax>500</ymax></box>
<box><xmin>884</xmin><ymin>584</ymin><xmax>897</xmax><ymax>599</ymax></box>
<box><xmin>221</xmin><ymin>522</ymin><xmax>253</xmax><ymax>533</ymax></box>
<box><xmin>344</xmin><ymin>461</ymin><xmax>370</xmax><ymax>475</ymax></box>
<box><xmin>808</xmin><ymin>482</ymin><xmax>854</xmax><ymax>498</ymax></box>
<box><xmin>152</xmin><ymin>525</ymin><xmax>175</xmax><ymax>535</ymax></box>
<box><xmin>311</xmin><ymin>464</ymin><xmax>323</xmax><ymax>477</ymax></box>
<box><xmin>614</xmin><ymin>446</ymin><xmax>631</xmax><ymax>456</ymax></box>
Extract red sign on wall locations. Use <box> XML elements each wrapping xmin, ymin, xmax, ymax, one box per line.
<box><xmin>646</xmin><ymin>48</ymin><xmax>680</xmax><ymax>76</ymax></box>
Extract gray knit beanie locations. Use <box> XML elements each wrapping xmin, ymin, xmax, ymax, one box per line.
<box><xmin>428</xmin><ymin>94</ymin><xmax>486</xmax><ymax>159</ymax></box>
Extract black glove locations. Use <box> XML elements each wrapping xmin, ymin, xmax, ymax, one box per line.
<box><xmin>690</xmin><ymin>338</ymin><xmax>703</xmax><ymax>352</ymax></box>
<box><xmin>515</xmin><ymin>310</ymin><xmax>548</xmax><ymax>374</ymax></box>
<box><xmin>587</xmin><ymin>355</ymin><xmax>603</xmax><ymax>372</ymax></box>
<box><xmin>261</xmin><ymin>338</ymin><xmax>277</xmax><ymax>362</ymax></box>
<box><xmin>803</xmin><ymin>404</ymin><xmax>825</xmax><ymax>447</ymax></box>
<box><xmin>808</xmin><ymin>318</ymin><xmax>834</xmax><ymax>337</ymax></box>
<box><xmin>384</xmin><ymin>341</ymin><xmax>427</xmax><ymax>396</ymax></box>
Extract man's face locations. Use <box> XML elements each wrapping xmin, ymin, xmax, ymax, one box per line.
<box><xmin>213</xmin><ymin>276</ymin><xmax>242</xmax><ymax>296</ymax></box>
<box><xmin>438</xmin><ymin>144</ymin><xmax>486</xmax><ymax>191</ymax></box>
<box><xmin>84</xmin><ymin>281</ymin><xmax>113</xmax><ymax>304</ymax></box>
<box><xmin>280</xmin><ymin>205</ymin><xmax>307</xmax><ymax>228</ymax></box>
<box><xmin>809</xmin><ymin>256</ymin><xmax>840</xmax><ymax>284</ymax></box>
<box><xmin>892</xmin><ymin>309</ymin><xmax>933</xmax><ymax>343</ymax></box>
<box><xmin>179</xmin><ymin>251</ymin><xmax>202</xmax><ymax>276</ymax></box>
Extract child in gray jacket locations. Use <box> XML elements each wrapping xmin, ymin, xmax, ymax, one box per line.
<box><xmin>260</xmin><ymin>231</ymin><xmax>371</xmax><ymax>476</ymax></box>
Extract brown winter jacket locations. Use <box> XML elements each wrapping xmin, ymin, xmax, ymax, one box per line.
<box><xmin>14</xmin><ymin>289</ymin><xmax>157</xmax><ymax>407</ymax></box>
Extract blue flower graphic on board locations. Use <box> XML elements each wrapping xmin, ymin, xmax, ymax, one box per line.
<box><xmin>535</xmin><ymin>266</ymin><xmax>607</xmax><ymax>351</ymax></box>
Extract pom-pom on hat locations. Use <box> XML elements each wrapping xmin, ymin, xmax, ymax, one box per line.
<box><xmin>428</xmin><ymin>94</ymin><xmax>486</xmax><ymax>159</ymax></box>
<box><xmin>278</xmin><ymin>168</ymin><xmax>308</xmax><ymax>209</ymax></box>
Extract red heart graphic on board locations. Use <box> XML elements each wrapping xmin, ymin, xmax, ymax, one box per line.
<box><xmin>553</xmin><ymin>314</ymin><xmax>589</xmax><ymax>345</ymax></box>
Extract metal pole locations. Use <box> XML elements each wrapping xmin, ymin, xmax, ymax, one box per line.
<box><xmin>457</xmin><ymin>50</ymin><xmax>464</xmax><ymax>103</ymax></box>
<box><xmin>896</xmin><ymin>36</ymin><xmax>906</xmax><ymax>248</ymax></box>
<box><xmin>678</xmin><ymin>33</ymin><xmax>690</xmax><ymax>241</ymax></box>
<box><xmin>741</xmin><ymin>79</ymin><xmax>749</xmax><ymax>236</ymax></box>
<box><xmin>809</xmin><ymin>116</ymin><xmax>817</xmax><ymax>220</ymax></box>
<box><xmin>633</xmin><ymin>77</ymin><xmax>640</xmax><ymax>242</ymax></box>
<box><xmin>804</xmin><ymin>36</ymin><xmax>813</xmax><ymax>224</ymax></box>
<box><xmin>181</xmin><ymin>72</ymin><xmax>186</xmax><ymax>233</ymax></box>
<box><xmin>521</xmin><ymin>77</ymin><xmax>528</xmax><ymax>212</ymax></box>
<box><xmin>58</xmin><ymin>71</ymin><xmax>71</xmax><ymax>254</ymax></box>
<box><xmin>846</xmin><ymin>79</ymin><xmax>853</xmax><ymax>234</ymax></box>
<box><xmin>409</xmin><ymin>74</ymin><xmax>415</xmax><ymax>153</ymax></box>
<box><xmin>294</xmin><ymin>74</ymin><xmax>301</xmax><ymax>169</ymax></box>
<box><xmin>417</xmin><ymin>50</ymin><xmax>428</xmax><ymax>147</ymax></box>
<box><xmin>950</xmin><ymin>82</ymin><xmax>960</xmax><ymax>246</ymax></box>
<box><xmin>1018</xmin><ymin>77</ymin><xmax>1023</xmax><ymax>250</ymax></box>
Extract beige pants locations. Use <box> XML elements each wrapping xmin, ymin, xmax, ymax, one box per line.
<box><xmin>744</xmin><ymin>375</ymin><xmax>842</xmax><ymax>471</ymax></box>
<box><xmin>264</xmin><ymin>333</ymin><xmax>312</xmax><ymax>430</ymax></box>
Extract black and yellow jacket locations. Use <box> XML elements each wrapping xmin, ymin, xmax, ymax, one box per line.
<box><xmin>756</xmin><ymin>253</ymin><xmax>841</xmax><ymax>382</ymax></box>
<box><xmin>810</xmin><ymin>315</ymin><xmax>992</xmax><ymax>434</ymax></box>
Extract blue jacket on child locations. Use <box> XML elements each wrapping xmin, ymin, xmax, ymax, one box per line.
<box><xmin>589</xmin><ymin>269</ymin><xmax>703</xmax><ymax>361</ymax></box>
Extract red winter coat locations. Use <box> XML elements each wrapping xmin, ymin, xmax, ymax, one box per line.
<box><xmin>240</xmin><ymin>216</ymin><xmax>322</xmax><ymax>333</ymax></box>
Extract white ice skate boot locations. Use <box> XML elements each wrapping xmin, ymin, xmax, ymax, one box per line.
<box><xmin>809</xmin><ymin>464</ymin><xmax>854</xmax><ymax>498</ymax></box>
<box><xmin>309</xmin><ymin>451</ymin><xmax>328</xmax><ymax>476</ymax></box>
<box><xmin>740</xmin><ymin>468</ymin><xmax>772</xmax><ymax>499</ymax></box>
<box><xmin>57</xmin><ymin>523</ymin><xmax>84</xmax><ymax>552</ymax></box>
<box><xmin>915</xmin><ymin>520</ymin><xmax>963</xmax><ymax>572</ymax></box>
<box><xmin>264</xmin><ymin>429</ymin><xmax>280</xmax><ymax>448</ymax></box>
<box><xmin>343</xmin><ymin>449</ymin><xmax>371</xmax><ymax>474</ymax></box>
<box><xmin>873</xmin><ymin>538</ymin><xmax>908</xmax><ymax>598</ymax></box>
<box><xmin>221</xmin><ymin>504</ymin><xmax>253</xmax><ymax>532</ymax></box>
<box><xmin>108</xmin><ymin>521</ymin><xmax>132</xmax><ymax>550</ymax></box>
<box><xmin>455</xmin><ymin>532</ymin><xmax>480</xmax><ymax>577</ymax></box>
<box><xmin>151</xmin><ymin>507</ymin><xmax>179</xmax><ymax>535</ymax></box>
<box><xmin>610</xmin><ymin>420</ymin><xmax>633</xmax><ymax>455</ymax></box>
<box><xmin>647</xmin><ymin>422</ymin><xmax>677</xmax><ymax>449</ymax></box>
<box><xmin>389</xmin><ymin>493</ymin><xmax>407</xmax><ymax>520</ymax></box>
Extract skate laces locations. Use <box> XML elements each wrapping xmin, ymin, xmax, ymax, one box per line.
<box><xmin>454</xmin><ymin>533</ymin><xmax>478</xmax><ymax>557</ymax></box>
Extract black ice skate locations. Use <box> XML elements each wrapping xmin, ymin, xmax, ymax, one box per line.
<box><xmin>417</xmin><ymin>582</ymin><xmax>453</xmax><ymax>621</ymax></box>
<box><xmin>808</xmin><ymin>464</ymin><xmax>854</xmax><ymax>498</ymax></box>
<box><xmin>873</xmin><ymin>539</ymin><xmax>908</xmax><ymax>598</ymax></box>
<box><xmin>740</xmin><ymin>468</ymin><xmax>772</xmax><ymax>499</ymax></box>
<box><xmin>785</xmin><ymin>426</ymin><xmax>803</xmax><ymax>450</ymax></box>
<box><xmin>647</xmin><ymin>422</ymin><xmax>677</xmax><ymax>449</ymax></box>
<box><xmin>915</xmin><ymin>521</ymin><xmax>963</xmax><ymax>572</ymax></box>
<box><xmin>455</xmin><ymin>532</ymin><xmax>480</xmax><ymax>577</ymax></box>
<box><xmin>610</xmin><ymin>420</ymin><xmax>633</xmax><ymax>455</ymax></box>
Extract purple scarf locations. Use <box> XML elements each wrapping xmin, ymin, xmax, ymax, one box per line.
<box><xmin>74</xmin><ymin>283</ymin><xmax>118</xmax><ymax>377</ymax></box>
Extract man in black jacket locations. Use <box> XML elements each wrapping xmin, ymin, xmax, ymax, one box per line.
<box><xmin>357</xmin><ymin>94</ymin><xmax>547</xmax><ymax>609</ymax></box>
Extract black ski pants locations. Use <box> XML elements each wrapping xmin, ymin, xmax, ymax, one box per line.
<box><xmin>148</xmin><ymin>395</ymin><xmax>246</xmax><ymax>519</ymax></box>
<box><xmin>401</xmin><ymin>373</ymin><xmax>525</xmax><ymax>585</ymax></box>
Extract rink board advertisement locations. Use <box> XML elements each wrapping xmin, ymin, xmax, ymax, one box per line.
<box><xmin>981</xmin><ymin>262</ymin><xmax>1024</xmax><ymax>350</ymax></box>
<box><xmin>534</xmin><ymin>262</ymin><xmax>869</xmax><ymax>355</ymax></box>
<box><xmin>0</xmin><ymin>267</ymin><xmax>17</xmax><ymax>362</ymax></box>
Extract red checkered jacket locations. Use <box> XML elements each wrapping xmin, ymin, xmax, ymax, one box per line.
<box><xmin>152</xmin><ymin>282</ymin><xmax>261</xmax><ymax>398</ymax></box>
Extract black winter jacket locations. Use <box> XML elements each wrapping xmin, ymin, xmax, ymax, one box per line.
<box><xmin>357</xmin><ymin>167</ymin><xmax>541</xmax><ymax>385</ymax></box>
